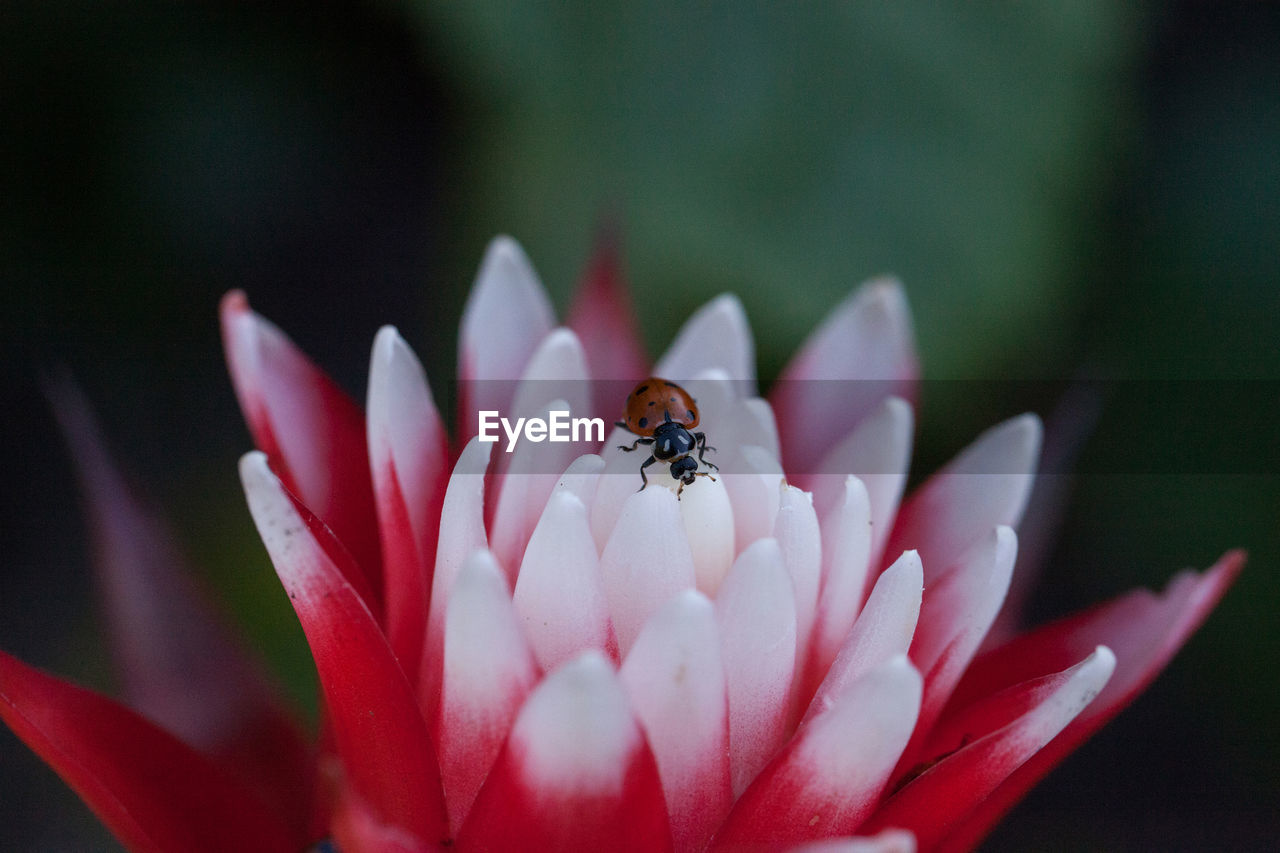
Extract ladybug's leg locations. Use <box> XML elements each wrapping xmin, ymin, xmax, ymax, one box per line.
<box><xmin>693</xmin><ymin>432</ymin><xmax>719</xmax><ymax>472</ymax></box>
<box><xmin>638</xmin><ymin>454</ymin><xmax>657</xmax><ymax>491</ymax></box>
<box><xmin>619</xmin><ymin>437</ymin><xmax>655</xmax><ymax>453</ymax></box>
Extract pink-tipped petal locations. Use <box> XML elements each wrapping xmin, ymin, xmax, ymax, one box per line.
<box><xmin>716</xmin><ymin>539</ymin><xmax>798</xmax><ymax>796</ymax></box>
<box><xmin>367</xmin><ymin>326</ymin><xmax>448</xmax><ymax>678</ymax></box>
<box><xmin>47</xmin><ymin>377</ymin><xmax>313</xmax><ymax>827</ymax></box>
<box><xmin>774</xmin><ymin>485</ymin><xmax>823</xmax><ymax>708</ymax></box>
<box><xmin>680</xmin><ymin>470</ymin><xmax>737</xmax><ymax>596</ymax></box>
<box><xmin>0</xmin><ymin>651</ymin><xmax>302</xmax><ymax>853</ymax></box>
<box><xmin>771</xmin><ymin>278</ymin><xmax>918</xmax><ymax>475</ymax></box>
<box><xmin>621</xmin><ymin>591</ymin><xmax>732</xmax><ymax>853</ymax></box>
<box><xmin>514</xmin><ymin>491</ymin><xmax>616</xmax><ymax>669</ymax></box>
<box><xmin>865</xmin><ymin>647</ymin><xmax>1116</xmax><ymax>851</ymax></box>
<box><xmin>420</xmin><ymin>437</ymin><xmax>492</xmax><ymax>728</ymax></box>
<box><xmin>220</xmin><ymin>291</ymin><xmax>382</xmax><ymax>598</ymax></box>
<box><xmin>723</xmin><ymin>444</ymin><xmax>787</xmax><ymax>555</ymax></box>
<box><xmin>554</xmin><ymin>453</ymin><xmax>606</xmax><ymax>505</ymax></box>
<box><xmin>240</xmin><ymin>452</ymin><xmax>446</xmax><ymax>846</ymax></box>
<box><xmin>439</xmin><ymin>550</ymin><xmax>539</xmax><ymax>833</ymax></box>
<box><xmin>882</xmin><ymin>414</ymin><xmax>1040</xmax><ymax>583</ymax></box>
<box><xmin>713</xmin><ymin>656</ymin><xmax>922</xmax><ymax>848</ymax></box>
<box><xmin>490</xmin><ymin>396</ymin><xmax>587</xmax><ymax>578</ymax></box>
<box><xmin>934</xmin><ymin>551</ymin><xmax>1243</xmax><ymax>851</ymax></box>
<box><xmin>738</xmin><ymin>396</ymin><xmax>782</xmax><ymax>461</ymax></box>
<box><xmin>601</xmin><ymin>487</ymin><xmax>698</xmax><ymax>657</ymax></box>
<box><xmin>790</xmin><ymin>829</ymin><xmax>917</xmax><ymax>853</ymax></box>
<box><xmin>457</xmin><ymin>236</ymin><xmax>557</xmax><ymax>441</ymax></box>
<box><xmin>456</xmin><ymin>652</ymin><xmax>673</xmax><ymax>852</ymax></box>
<box><xmin>895</xmin><ymin>526</ymin><xmax>1017</xmax><ymax>776</ymax></box>
<box><xmin>805</xmin><ymin>550</ymin><xmax>923</xmax><ymax>725</ymax></box>
<box><xmin>808</xmin><ymin>396</ymin><xmax>914</xmax><ymax>569</ymax></box>
<box><xmin>807</xmin><ymin>477</ymin><xmax>873</xmax><ymax>696</ymax></box>
<box><xmin>653</xmin><ymin>294</ymin><xmax>756</xmax><ymax>384</ymax></box>
<box><xmin>567</xmin><ymin>227</ymin><xmax>648</xmax><ymax>383</ymax></box>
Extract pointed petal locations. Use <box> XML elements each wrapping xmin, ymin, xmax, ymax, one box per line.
<box><xmin>774</xmin><ymin>485</ymin><xmax>823</xmax><ymax>709</ymax></box>
<box><xmin>0</xmin><ymin>651</ymin><xmax>300</xmax><ymax>853</ymax></box>
<box><xmin>240</xmin><ymin>452</ymin><xmax>446</xmax><ymax>845</ymax></box>
<box><xmin>554</xmin><ymin>453</ymin><xmax>606</xmax><ymax>505</ymax></box>
<box><xmin>896</xmin><ymin>526</ymin><xmax>1016</xmax><ymax>773</ymax></box>
<box><xmin>935</xmin><ymin>551</ymin><xmax>1242</xmax><ymax>851</ymax></box>
<box><xmin>440</xmin><ymin>551</ymin><xmax>539</xmax><ymax>833</ymax></box>
<box><xmin>621</xmin><ymin>591</ymin><xmax>732</xmax><ymax>853</ymax></box>
<box><xmin>713</xmin><ymin>657</ymin><xmax>922</xmax><ymax>847</ymax></box>
<box><xmin>771</xmin><ymin>278</ymin><xmax>917</xmax><ymax>474</ymax></box>
<box><xmin>716</xmin><ymin>539</ymin><xmax>797</xmax><ymax>796</ymax></box>
<box><xmin>457</xmin><ymin>236</ymin><xmax>557</xmax><ymax>441</ymax></box>
<box><xmin>882</xmin><ymin>414</ymin><xmax>1040</xmax><ymax>582</ymax></box>
<box><xmin>723</xmin><ymin>444</ymin><xmax>786</xmax><ymax>554</ymax></box>
<box><xmin>601</xmin><ymin>486</ymin><xmax>697</xmax><ymax>657</ymax></box>
<box><xmin>653</xmin><ymin>294</ymin><xmax>755</xmax><ymax>384</ymax></box>
<box><xmin>456</xmin><ymin>652</ymin><xmax>673</xmax><ymax>852</ymax></box>
<box><xmin>680</xmin><ymin>469</ymin><xmax>737</xmax><ymax>596</ymax></box>
<box><xmin>805</xmin><ymin>550</ymin><xmax>923</xmax><ymax>724</ymax></box>
<box><xmin>807</xmin><ymin>396</ymin><xmax>913</xmax><ymax>570</ymax></box>
<box><xmin>420</xmin><ymin>437</ymin><xmax>492</xmax><ymax>728</ymax></box>
<box><xmin>807</xmin><ymin>477</ymin><xmax>873</xmax><ymax>696</ymax></box>
<box><xmin>220</xmin><ymin>291</ymin><xmax>381</xmax><ymax>596</ymax></box>
<box><xmin>46</xmin><ymin>378</ymin><xmax>313</xmax><ymax>826</ymax></box>
<box><xmin>515</xmin><ymin>491</ymin><xmax>616</xmax><ymax>669</ymax></box>
<box><xmin>490</xmin><ymin>395</ymin><xmax>588</xmax><ymax>577</ymax></box>
<box><xmin>367</xmin><ymin>326</ymin><xmax>448</xmax><ymax>677</ymax></box>
<box><xmin>865</xmin><ymin>648</ymin><xmax>1115</xmax><ymax>851</ymax></box>
<box><xmin>507</xmin><ymin>327</ymin><xmax>594</xmax><ymax>424</ymax></box>
<box><xmin>567</xmin><ymin>226</ymin><xmax>648</xmax><ymax>382</ymax></box>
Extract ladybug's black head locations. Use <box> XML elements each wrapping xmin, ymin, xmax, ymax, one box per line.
<box><xmin>670</xmin><ymin>454</ymin><xmax>699</xmax><ymax>484</ymax></box>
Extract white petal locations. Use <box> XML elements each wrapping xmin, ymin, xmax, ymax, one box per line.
<box><xmin>772</xmin><ymin>277</ymin><xmax>917</xmax><ymax>474</ymax></box>
<box><xmin>716</xmin><ymin>538</ymin><xmax>797</xmax><ymax>796</ymax></box>
<box><xmin>508</xmin><ymin>327</ymin><xmax>593</xmax><ymax>423</ymax></box>
<box><xmin>805</xmin><ymin>550</ymin><xmax>923</xmax><ymax>724</ymax></box>
<box><xmin>507</xmin><ymin>651</ymin><xmax>640</xmax><ymax>794</ymax></box>
<box><xmin>774</xmin><ymin>485</ymin><xmax>823</xmax><ymax>691</ymax></box>
<box><xmin>489</xmin><ymin>398</ymin><xmax>584</xmax><ymax>577</ymax></box>
<box><xmin>736</xmin><ymin>396</ymin><xmax>781</xmax><ymax>462</ymax></box>
<box><xmin>440</xmin><ymin>550</ymin><xmax>538</xmax><ymax>832</ymax></box>
<box><xmin>368</xmin><ymin>326</ymin><xmax>446</xmax><ymax>533</ymax></box>
<box><xmin>679</xmin><ymin>472</ymin><xmax>736</xmax><ymax>596</ymax></box>
<box><xmin>620</xmin><ymin>591</ymin><xmax>731</xmax><ymax>852</ymax></box>
<box><xmin>903</xmin><ymin>526</ymin><xmax>1017</xmax><ymax>762</ymax></box>
<box><xmin>421</xmin><ymin>437</ymin><xmax>492</xmax><ymax>716</ymax></box>
<box><xmin>718</xmin><ymin>656</ymin><xmax>922</xmax><ymax>845</ymax></box>
<box><xmin>884</xmin><ymin>414</ymin><xmax>1040</xmax><ymax>583</ymax></box>
<box><xmin>653</xmin><ymin>294</ymin><xmax>756</xmax><ymax>385</ymax></box>
<box><xmin>458</xmin><ymin>236</ymin><xmax>556</xmax><ymax>438</ymax></box>
<box><xmin>809</xmin><ymin>396</ymin><xmax>913</xmax><ymax>569</ymax></box>
<box><xmin>600</xmin><ymin>487</ymin><xmax>697</xmax><ymax>657</ymax></box>
<box><xmin>514</xmin><ymin>491</ymin><xmax>614</xmax><ymax>670</ymax></box>
<box><xmin>722</xmin><ymin>445</ymin><xmax>786</xmax><ymax>554</ymax></box>
<box><xmin>808</xmin><ymin>477</ymin><xmax>873</xmax><ymax>692</ymax></box>
<box><xmin>553</xmin><ymin>453</ymin><xmax>605</xmax><ymax>506</ymax></box>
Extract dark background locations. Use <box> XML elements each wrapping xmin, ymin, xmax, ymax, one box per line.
<box><xmin>2</xmin><ymin>2</ymin><xmax>1277</xmax><ymax>849</ymax></box>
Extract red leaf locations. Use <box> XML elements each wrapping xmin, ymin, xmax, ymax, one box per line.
<box><xmin>0</xmin><ymin>651</ymin><xmax>301</xmax><ymax>853</ymax></box>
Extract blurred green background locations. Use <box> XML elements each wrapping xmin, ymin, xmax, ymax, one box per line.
<box><xmin>2</xmin><ymin>2</ymin><xmax>1276</xmax><ymax>849</ymax></box>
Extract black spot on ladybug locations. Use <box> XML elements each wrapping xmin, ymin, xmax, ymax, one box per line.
<box><xmin>648</xmin><ymin>400</ymin><xmax>656</xmax><ymax>406</ymax></box>
<box><xmin>636</xmin><ymin>384</ymin><xmax>649</xmax><ymax>393</ymax></box>
<box><xmin>686</xmin><ymin>410</ymin><xmax>694</xmax><ymax>421</ymax></box>
<box><xmin>638</xmin><ymin>416</ymin><xmax>648</xmax><ymax>429</ymax></box>
<box><xmin>669</xmin><ymin>396</ymin><xmax>677</xmax><ymax>403</ymax></box>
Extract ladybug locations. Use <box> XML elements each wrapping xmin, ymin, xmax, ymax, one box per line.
<box><xmin>616</xmin><ymin>377</ymin><xmax>717</xmax><ymax>495</ymax></box>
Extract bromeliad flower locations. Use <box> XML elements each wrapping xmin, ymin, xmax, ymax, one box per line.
<box><xmin>1</xmin><ymin>236</ymin><xmax>1241</xmax><ymax>852</ymax></box>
